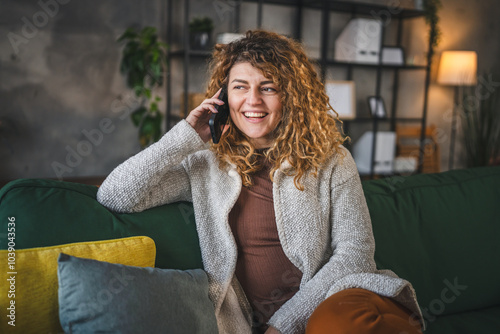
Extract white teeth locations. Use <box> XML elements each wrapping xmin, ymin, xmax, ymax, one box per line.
<box><xmin>244</xmin><ymin>112</ymin><xmax>267</xmax><ymax>118</ymax></box>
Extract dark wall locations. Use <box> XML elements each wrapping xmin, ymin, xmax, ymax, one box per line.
<box><xmin>0</xmin><ymin>0</ymin><xmax>165</xmax><ymax>181</ymax></box>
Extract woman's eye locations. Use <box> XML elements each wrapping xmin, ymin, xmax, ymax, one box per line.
<box><xmin>262</xmin><ymin>87</ymin><xmax>277</xmax><ymax>94</ymax></box>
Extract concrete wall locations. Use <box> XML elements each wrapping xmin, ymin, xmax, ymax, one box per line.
<box><xmin>1</xmin><ymin>0</ymin><xmax>498</xmax><ymax>182</ymax></box>
<box><xmin>0</xmin><ymin>0</ymin><xmax>166</xmax><ymax>181</ymax></box>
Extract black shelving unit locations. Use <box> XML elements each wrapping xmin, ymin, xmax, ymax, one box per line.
<box><xmin>166</xmin><ymin>0</ymin><xmax>432</xmax><ymax>178</ymax></box>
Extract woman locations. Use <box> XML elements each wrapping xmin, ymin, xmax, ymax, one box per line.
<box><xmin>97</xmin><ymin>30</ymin><xmax>423</xmax><ymax>334</ymax></box>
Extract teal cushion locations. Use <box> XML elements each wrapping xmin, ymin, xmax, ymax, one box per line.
<box><xmin>57</xmin><ymin>253</ymin><xmax>218</xmax><ymax>334</ymax></box>
<box><xmin>363</xmin><ymin>166</ymin><xmax>500</xmax><ymax>318</ymax></box>
<box><xmin>0</xmin><ymin>179</ymin><xmax>202</xmax><ymax>270</ymax></box>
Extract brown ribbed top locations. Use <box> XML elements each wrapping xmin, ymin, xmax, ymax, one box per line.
<box><xmin>228</xmin><ymin>152</ymin><xmax>303</xmax><ymax>332</ymax></box>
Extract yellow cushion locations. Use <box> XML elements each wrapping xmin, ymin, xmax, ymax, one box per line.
<box><xmin>0</xmin><ymin>236</ymin><xmax>156</xmax><ymax>334</ymax></box>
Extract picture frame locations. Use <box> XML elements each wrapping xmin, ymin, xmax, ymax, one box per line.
<box><xmin>325</xmin><ymin>80</ymin><xmax>356</xmax><ymax>119</ymax></box>
<box><xmin>367</xmin><ymin>96</ymin><xmax>387</xmax><ymax>118</ymax></box>
<box><xmin>381</xmin><ymin>46</ymin><xmax>405</xmax><ymax>66</ymax></box>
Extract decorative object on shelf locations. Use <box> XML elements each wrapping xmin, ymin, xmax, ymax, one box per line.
<box><xmin>334</xmin><ymin>18</ymin><xmax>382</xmax><ymax>64</ymax></box>
<box><xmin>405</xmin><ymin>52</ymin><xmax>427</xmax><ymax>66</ymax></box>
<box><xmin>368</xmin><ymin>96</ymin><xmax>387</xmax><ymax>118</ymax></box>
<box><xmin>461</xmin><ymin>77</ymin><xmax>500</xmax><ymax>168</ymax></box>
<box><xmin>367</xmin><ymin>96</ymin><xmax>387</xmax><ymax>118</ymax></box>
<box><xmin>352</xmin><ymin>131</ymin><xmax>396</xmax><ymax>175</ymax></box>
<box><xmin>117</xmin><ymin>26</ymin><xmax>168</xmax><ymax>148</ymax></box>
<box><xmin>437</xmin><ymin>50</ymin><xmax>477</xmax><ymax>169</ymax></box>
<box><xmin>393</xmin><ymin>156</ymin><xmax>418</xmax><ymax>174</ymax></box>
<box><xmin>325</xmin><ymin>80</ymin><xmax>356</xmax><ymax>120</ymax></box>
<box><xmin>396</xmin><ymin>124</ymin><xmax>441</xmax><ymax>173</ymax></box>
<box><xmin>414</xmin><ymin>0</ymin><xmax>424</xmax><ymax>10</ymax></box>
<box><xmin>381</xmin><ymin>46</ymin><xmax>405</xmax><ymax>65</ymax></box>
<box><xmin>189</xmin><ymin>16</ymin><xmax>214</xmax><ymax>50</ymax></box>
<box><xmin>216</xmin><ymin>33</ymin><xmax>245</xmax><ymax>45</ymax></box>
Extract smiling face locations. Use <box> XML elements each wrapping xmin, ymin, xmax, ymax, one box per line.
<box><xmin>227</xmin><ymin>62</ymin><xmax>282</xmax><ymax>149</ymax></box>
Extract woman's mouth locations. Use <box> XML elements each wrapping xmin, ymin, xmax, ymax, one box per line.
<box><xmin>243</xmin><ymin>112</ymin><xmax>268</xmax><ymax>119</ymax></box>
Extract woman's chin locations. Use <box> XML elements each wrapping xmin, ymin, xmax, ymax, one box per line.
<box><xmin>246</xmin><ymin>135</ymin><xmax>274</xmax><ymax>148</ymax></box>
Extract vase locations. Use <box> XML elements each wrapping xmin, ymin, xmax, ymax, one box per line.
<box><xmin>190</xmin><ymin>32</ymin><xmax>211</xmax><ymax>50</ymax></box>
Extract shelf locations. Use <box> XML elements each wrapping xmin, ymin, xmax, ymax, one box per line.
<box><xmin>241</xmin><ymin>0</ymin><xmax>302</xmax><ymax>7</ymax></box>
<box><xmin>170</xmin><ymin>51</ymin><xmax>427</xmax><ymax>70</ymax></box>
<box><xmin>169</xmin><ymin>49</ymin><xmax>212</xmax><ymax>58</ymax></box>
<box><xmin>167</xmin><ymin>0</ymin><xmax>432</xmax><ymax>178</ymax></box>
<box><xmin>241</xmin><ymin>0</ymin><xmax>426</xmax><ymax>19</ymax></box>
<box><xmin>343</xmin><ymin>117</ymin><xmax>424</xmax><ymax>123</ymax></box>
<box><xmin>325</xmin><ymin>60</ymin><xmax>427</xmax><ymax>69</ymax></box>
<box><xmin>169</xmin><ymin>51</ymin><xmax>428</xmax><ymax>71</ymax></box>
<box><xmin>319</xmin><ymin>0</ymin><xmax>425</xmax><ymax>19</ymax></box>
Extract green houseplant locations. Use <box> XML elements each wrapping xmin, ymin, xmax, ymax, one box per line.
<box><xmin>423</xmin><ymin>0</ymin><xmax>442</xmax><ymax>54</ymax></box>
<box><xmin>461</xmin><ymin>82</ymin><xmax>500</xmax><ymax>167</ymax></box>
<box><xmin>189</xmin><ymin>16</ymin><xmax>214</xmax><ymax>50</ymax></box>
<box><xmin>117</xmin><ymin>26</ymin><xmax>168</xmax><ymax>148</ymax></box>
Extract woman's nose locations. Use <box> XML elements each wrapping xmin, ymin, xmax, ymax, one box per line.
<box><xmin>246</xmin><ymin>88</ymin><xmax>262</xmax><ymax>105</ymax></box>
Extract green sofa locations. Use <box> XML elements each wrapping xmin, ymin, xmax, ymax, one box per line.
<box><xmin>1</xmin><ymin>165</ymin><xmax>499</xmax><ymax>333</ymax></box>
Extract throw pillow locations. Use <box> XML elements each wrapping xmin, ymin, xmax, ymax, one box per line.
<box><xmin>0</xmin><ymin>236</ymin><xmax>156</xmax><ymax>334</ymax></box>
<box><xmin>57</xmin><ymin>253</ymin><xmax>218</xmax><ymax>334</ymax></box>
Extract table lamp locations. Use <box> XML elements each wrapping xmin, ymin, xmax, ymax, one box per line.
<box><xmin>437</xmin><ymin>50</ymin><xmax>477</xmax><ymax>169</ymax></box>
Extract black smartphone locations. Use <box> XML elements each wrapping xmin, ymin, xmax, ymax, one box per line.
<box><xmin>209</xmin><ymin>85</ymin><xmax>229</xmax><ymax>144</ymax></box>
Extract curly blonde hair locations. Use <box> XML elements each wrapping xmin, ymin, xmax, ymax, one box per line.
<box><xmin>206</xmin><ymin>30</ymin><xmax>347</xmax><ymax>191</ymax></box>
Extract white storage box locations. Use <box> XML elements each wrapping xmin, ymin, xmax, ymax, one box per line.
<box><xmin>353</xmin><ymin>131</ymin><xmax>396</xmax><ymax>175</ymax></box>
<box><xmin>216</xmin><ymin>33</ymin><xmax>244</xmax><ymax>45</ymax></box>
<box><xmin>334</xmin><ymin>18</ymin><xmax>382</xmax><ymax>64</ymax></box>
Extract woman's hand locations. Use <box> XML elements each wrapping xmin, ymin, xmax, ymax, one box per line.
<box><xmin>265</xmin><ymin>326</ymin><xmax>281</xmax><ymax>334</ymax></box>
<box><xmin>185</xmin><ymin>88</ymin><xmax>225</xmax><ymax>143</ymax></box>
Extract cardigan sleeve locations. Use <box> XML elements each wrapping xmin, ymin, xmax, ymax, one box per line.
<box><xmin>97</xmin><ymin>120</ymin><xmax>207</xmax><ymax>213</ymax></box>
<box><xmin>268</xmin><ymin>155</ymin><xmax>377</xmax><ymax>333</ymax></box>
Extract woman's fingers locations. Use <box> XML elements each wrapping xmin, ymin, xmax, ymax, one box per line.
<box><xmin>202</xmin><ymin>99</ymin><xmax>224</xmax><ymax>113</ymax></box>
<box><xmin>212</xmin><ymin>87</ymin><xmax>222</xmax><ymax>99</ymax></box>
<box><xmin>205</xmin><ymin>88</ymin><xmax>225</xmax><ymax>112</ymax></box>
<box><xmin>190</xmin><ymin>97</ymin><xmax>222</xmax><ymax>118</ymax></box>
<box><xmin>185</xmin><ymin>90</ymin><xmax>226</xmax><ymax>143</ymax></box>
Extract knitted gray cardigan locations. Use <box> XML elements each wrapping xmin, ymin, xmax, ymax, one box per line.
<box><xmin>97</xmin><ymin>120</ymin><xmax>423</xmax><ymax>334</ymax></box>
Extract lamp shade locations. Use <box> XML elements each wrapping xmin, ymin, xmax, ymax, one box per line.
<box><xmin>437</xmin><ymin>51</ymin><xmax>477</xmax><ymax>86</ymax></box>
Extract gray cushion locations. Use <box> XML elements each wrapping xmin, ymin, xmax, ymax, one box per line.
<box><xmin>57</xmin><ymin>253</ymin><xmax>218</xmax><ymax>334</ymax></box>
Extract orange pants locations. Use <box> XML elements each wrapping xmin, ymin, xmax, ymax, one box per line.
<box><xmin>306</xmin><ymin>288</ymin><xmax>422</xmax><ymax>334</ymax></box>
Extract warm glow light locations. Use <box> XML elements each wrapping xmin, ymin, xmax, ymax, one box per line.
<box><xmin>437</xmin><ymin>51</ymin><xmax>477</xmax><ymax>86</ymax></box>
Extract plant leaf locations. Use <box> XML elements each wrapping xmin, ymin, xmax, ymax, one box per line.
<box><xmin>118</xmin><ymin>25</ymin><xmax>168</xmax><ymax>146</ymax></box>
<box><xmin>130</xmin><ymin>106</ymin><xmax>147</xmax><ymax>126</ymax></box>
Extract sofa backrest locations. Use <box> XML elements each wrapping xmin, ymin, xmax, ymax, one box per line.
<box><xmin>363</xmin><ymin>166</ymin><xmax>500</xmax><ymax>317</ymax></box>
<box><xmin>0</xmin><ymin>178</ymin><xmax>203</xmax><ymax>270</ymax></box>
